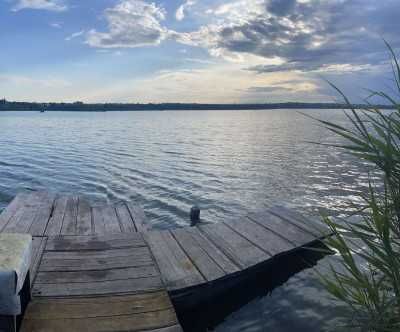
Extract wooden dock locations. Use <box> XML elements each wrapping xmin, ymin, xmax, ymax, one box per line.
<box><xmin>0</xmin><ymin>191</ymin><xmax>329</xmax><ymax>331</ymax></box>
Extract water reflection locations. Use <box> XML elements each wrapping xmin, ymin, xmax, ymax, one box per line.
<box><xmin>0</xmin><ymin>109</ymin><xmax>374</xmax><ymax>330</ymax></box>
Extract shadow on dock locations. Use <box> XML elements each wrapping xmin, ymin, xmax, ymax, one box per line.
<box><xmin>176</xmin><ymin>241</ymin><xmax>330</xmax><ymax>332</ymax></box>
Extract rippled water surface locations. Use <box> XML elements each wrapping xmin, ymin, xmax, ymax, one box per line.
<box><xmin>0</xmin><ymin>109</ymin><xmax>375</xmax><ymax>330</ymax></box>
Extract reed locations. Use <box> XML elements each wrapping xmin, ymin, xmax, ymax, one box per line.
<box><xmin>316</xmin><ymin>42</ymin><xmax>400</xmax><ymax>331</ymax></box>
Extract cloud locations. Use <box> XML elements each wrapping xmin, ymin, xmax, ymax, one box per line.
<box><xmin>83</xmin><ymin>0</ymin><xmax>400</xmax><ymax>84</ymax></box>
<box><xmin>267</xmin><ymin>0</ymin><xmax>296</xmax><ymax>16</ymax></box>
<box><xmin>50</xmin><ymin>22</ymin><xmax>62</xmax><ymax>29</ymax></box>
<box><xmin>175</xmin><ymin>0</ymin><xmax>195</xmax><ymax>21</ymax></box>
<box><xmin>178</xmin><ymin>0</ymin><xmax>400</xmax><ymax>73</ymax></box>
<box><xmin>65</xmin><ymin>30</ymin><xmax>85</xmax><ymax>41</ymax></box>
<box><xmin>246</xmin><ymin>81</ymin><xmax>318</xmax><ymax>94</ymax></box>
<box><xmin>75</xmin><ymin>61</ymin><xmax>327</xmax><ymax>104</ymax></box>
<box><xmin>86</xmin><ymin>0</ymin><xmax>168</xmax><ymax>48</ymax></box>
<box><xmin>12</xmin><ymin>0</ymin><xmax>67</xmax><ymax>12</ymax></box>
<box><xmin>0</xmin><ymin>74</ymin><xmax>71</xmax><ymax>88</ymax></box>
<box><xmin>246</xmin><ymin>86</ymin><xmax>295</xmax><ymax>93</ymax></box>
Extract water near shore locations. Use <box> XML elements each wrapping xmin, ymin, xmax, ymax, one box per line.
<box><xmin>0</xmin><ymin>109</ymin><xmax>373</xmax><ymax>330</ymax></box>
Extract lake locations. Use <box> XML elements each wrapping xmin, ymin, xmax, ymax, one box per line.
<box><xmin>0</xmin><ymin>109</ymin><xmax>373</xmax><ymax>331</ymax></box>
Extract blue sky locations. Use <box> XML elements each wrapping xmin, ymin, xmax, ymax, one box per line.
<box><xmin>1</xmin><ymin>0</ymin><xmax>399</xmax><ymax>103</ymax></box>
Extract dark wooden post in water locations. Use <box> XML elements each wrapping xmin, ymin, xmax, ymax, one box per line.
<box><xmin>190</xmin><ymin>206</ymin><xmax>200</xmax><ymax>226</ymax></box>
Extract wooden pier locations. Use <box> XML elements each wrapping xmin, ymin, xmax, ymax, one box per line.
<box><xmin>0</xmin><ymin>191</ymin><xmax>329</xmax><ymax>331</ymax></box>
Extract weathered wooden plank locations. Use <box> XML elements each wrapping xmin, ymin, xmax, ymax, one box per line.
<box><xmin>185</xmin><ymin>227</ymin><xmax>240</xmax><ymax>274</ymax></box>
<box><xmin>115</xmin><ymin>203</ymin><xmax>137</xmax><ymax>232</ymax></box>
<box><xmin>41</xmin><ymin>245</ymin><xmax>151</xmax><ymax>262</ymax></box>
<box><xmin>102</xmin><ymin>205</ymin><xmax>122</xmax><ymax>234</ymax></box>
<box><xmin>32</xmin><ymin>276</ymin><xmax>164</xmax><ymax>297</ymax></box>
<box><xmin>149</xmin><ymin>325</ymin><xmax>183</xmax><ymax>332</ymax></box>
<box><xmin>248</xmin><ymin>212</ymin><xmax>316</xmax><ymax>246</ymax></box>
<box><xmin>29</xmin><ymin>192</ymin><xmax>56</xmax><ymax>236</ymax></box>
<box><xmin>22</xmin><ymin>309</ymin><xmax>179</xmax><ymax>332</ymax></box>
<box><xmin>45</xmin><ymin>196</ymin><xmax>68</xmax><ymax>236</ymax></box>
<box><xmin>171</xmin><ymin>228</ymin><xmax>226</xmax><ymax>282</ymax></box>
<box><xmin>92</xmin><ymin>206</ymin><xmax>106</xmax><ymax>235</ymax></box>
<box><xmin>45</xmin><ymin>232</ymin><xmax>146</xmax><ymax>251</ymax></box>
<box><xmin>0</xmin><ymin>192</ymin><xmax>29</xmax><ymax>232</ymax></box>
<box><xmin>198</xmin><ymin>223</ymin><xmax>267</xmax><ymax>269</ymax></box>
<box><xmin>2</xmin><ymin>191</ymin><xmax>45</xmax><ymax>233</ymax></box>
<box><xmin>60</xmin><ymin>196</ymin><xmax>78</xmax><ymax>235</ymax></box>
<box><xmin>30</xmin><ymin>237</ymin><xmax>47</xmax><ymax>286</ymax></box>
<box><xmin>24</xmin><ymin>291</ymin><xmax>173</xmax><ymax>319</ymax></box>
<box><xmin>35</xmin><ymin>265</ymin><xmax>159</xmax><ymax>284</ymax></box>
<box><xmin>145</xmin><ymin>230</ymin><xmax>205</xmax><ymax>290</ymax></box>
<box><xmin>43</xmin><ymin>247</ymin><xmax>143</xmax><ymax>259</ymax></box>
<box><xmin>39</xmin><ymin>253</ymin><xmax>154</xmax><ymax>272</ymax></box>
<box><xmin>126</xmin><ymin>201</ymin><xmax>150</xmax><ymax>232</ymax></box>
<box><xmin>225</xmin><ymin>218</ymin><xmax>293</xmax><ymax>256</ymax></box>
<box><xmin>76</xmin><ymin>198</ymin><xmax>92</xmax><ymax>235</ymax></box>
<box><xmin>269</xmin><ymin>206</ymin><xmax>328</xmax><ymax>237</ymax></box>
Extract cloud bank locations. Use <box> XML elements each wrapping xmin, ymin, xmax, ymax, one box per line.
<box><xmin>84</xmin><ymin>0</ymin><xmax>400</xmax><ymax>74</ymax></box>
<box><xmin>12</xmin><ymin>0</ymin><xmax>67</xmax><ymax>12</ymax></box>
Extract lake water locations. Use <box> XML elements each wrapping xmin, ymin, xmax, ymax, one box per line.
<box><xmin>0</xmin><ymin>109</ymin><xmax>373</xmax><ymax>331</ymax></box>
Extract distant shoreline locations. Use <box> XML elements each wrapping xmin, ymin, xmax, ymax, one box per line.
<box><xmin>0</xmin><ymin>100</ymin><xmax>395</xmax><ymax>112</ymax></box>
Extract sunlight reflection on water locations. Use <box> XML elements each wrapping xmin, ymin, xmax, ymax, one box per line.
<box><xmin>0</xmin><ymin>109</ymin><xmax>377</xmax><ymax>331</ymax></box>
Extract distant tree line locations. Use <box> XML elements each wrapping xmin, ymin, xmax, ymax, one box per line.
<box><xmin>0</xmin><ymin>98</ymin><xmax>395</xmax><ymax>112</ymax></box>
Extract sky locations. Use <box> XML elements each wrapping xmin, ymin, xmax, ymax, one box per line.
<box><xmin>1</xmin><ymin>0</ymin><xmax>400</xmax><ymax>103</ymax></box>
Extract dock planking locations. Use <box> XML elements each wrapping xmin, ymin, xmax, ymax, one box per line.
<box><xmin>144</xmin><ymin>230</ymin><xmax>205</xmax><ymax>290</ymax></box>
<box><xmin>1</xmin><ymin>191</ymin><xmax>150</xmax><ymax>237</ymax></box>
<box><xmin>0</xmin><ymin>191</ymin><xmax>330</xmax><ymax>331</ymax></box>
<box><xmin>197</xmin><ymin>222</ymin><xmax>267</xmax><ymax>269</ymax></box>
<box><xmin>23</xmin><ymin>231</ymin><xmax>180</xmax><ymax>331</ymax></box>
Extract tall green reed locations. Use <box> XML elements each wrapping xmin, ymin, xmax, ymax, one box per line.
<box><xmin>316</xmin><ymin>42</ymin><xmax>400</xmax><ymax>331</ymax></box>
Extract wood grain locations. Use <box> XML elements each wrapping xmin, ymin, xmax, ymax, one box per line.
<box><xmin>198</xmin><ymin>222</ymin><xmax>267</xmax><ymax>269</ymax></box>
<box><xmin>145</xmin><ymin>230</ymin><xmax>205</xmax><ymax>290</ymax></box>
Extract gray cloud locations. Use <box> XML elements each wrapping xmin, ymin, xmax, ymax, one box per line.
<box><xmin>85</xmin><ymin>0</ymin><xmax>400</xmax><ymax>80</ymax></box>
<box><xmin>267</xmin><ymin>0</ymin><xmax>296</xmax><ymax>16</ymax></box>
<box><xmin>182</xmin><ymin>0</ymin><xmax>400</xmax><ymax>73</ymax></box>
<box><xmin>246</xmin><ymin>86</ymin><xmax>294</xmax><ymax>93</ymax></box>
